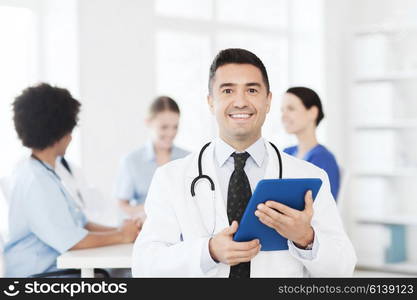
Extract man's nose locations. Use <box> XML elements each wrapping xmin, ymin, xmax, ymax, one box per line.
<box><xmin>233</xmin><ymin>90</ymin><xmax>249</xmax><ymax>108</ymax></box>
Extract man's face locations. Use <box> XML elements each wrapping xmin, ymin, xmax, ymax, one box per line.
<box><xmin>208</xmin><ymin>63</ymin><xmax>272</xmax><ymax>143</ymax></box>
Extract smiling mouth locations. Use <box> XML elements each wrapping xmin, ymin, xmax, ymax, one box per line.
<box><xmin>228</xmin><ymin>113</ymin><xmax>254</xmax><ymax>120</ymax></box>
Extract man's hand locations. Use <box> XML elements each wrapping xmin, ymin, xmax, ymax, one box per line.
<box><xmin>255</xmin><ymin>190</ymin><xmax>314</xmax><ymax>248</ymax></box>
<box><xmin>208</xmin><ymin>221</ymin><xmax>261</xmax><ymax>266</ymax></box>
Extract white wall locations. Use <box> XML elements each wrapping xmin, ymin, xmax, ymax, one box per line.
<box><xmin>78</xmin><ymin>0</ymin><xmax>156</xmax><ymax>220</ymax></box>
<box><xmin>288</xmin><ymin>0</ymin><xmax>326</xmax><ymax>145</ymax></box>
<box><xmin>40</xmin><ymin>0</ymin><xmax>82</xmax><ymax>165</ymax></box>
<box><xmin>322</xmin><ymin>0</ymin><xmax>351</xmax><ymax>167</ymax></box>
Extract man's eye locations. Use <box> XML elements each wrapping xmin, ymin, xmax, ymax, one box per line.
<box><xmin>248</xmin><ymin>88</ymin><xmax>258</xmax><ymax>94</ymax></box>
<box><xmin>222</xmin><ymin>89</ymin><xmax>233</xmax><ymax>94</ymax></box>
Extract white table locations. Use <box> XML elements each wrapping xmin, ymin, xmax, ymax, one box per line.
<box><xmin>57</xmin><ymin>243</ymin><xmax>133</xmax><ymax>278</ymax></box>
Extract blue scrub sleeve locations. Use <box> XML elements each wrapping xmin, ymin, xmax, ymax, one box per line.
<box><xmin>24</xmin><ymin>180</ymin><xmax>88</xmax><ymax>254</ymax></box>
<box><xmin>114</xmin><ymin>157</ymin><xmax>136</xmax><ymax>200</ymax></box>
<box><xmin>309</xmin><ymin>156</ymin><xmax>340</xmax><ymax>200</ymax></box>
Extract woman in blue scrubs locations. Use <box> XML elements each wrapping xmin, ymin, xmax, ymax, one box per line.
<box><xmin>281</xmin><ymin>87</ymin><xmax>340</xmax><ymax>200</ymax></box>
<box><xmin>115</xmin><ymin>96</ymin><xmax>189</xmax><ymax>222</ymax></box>
<box><xmin>4</xmin><ymin>83</ymin><xmax>140</xmax><ymax>277</ymax></box>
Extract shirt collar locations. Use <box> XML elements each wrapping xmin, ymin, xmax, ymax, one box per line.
<box><xmin>214</xmin><ymin>137</ymin><xmax>266</xmax><ymax>168</ymax></box>
<box><xmin>30</xmin><ymin>155</ymin><xmax>55</xmax><ymax>171</ymax></box>
<box><xmin>30</xmin><ymin>156</ymin><xmax>61</xmax><ymax>180</ymax></box>
<box><xmin>144</xmin><ymin>141</ymin><xmax>180</xmax><ymax>161</ymax></box>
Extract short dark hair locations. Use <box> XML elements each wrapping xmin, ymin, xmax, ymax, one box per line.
<box><xmin>13</xmin><ymin>83</ymin><xmax>81</xmax><ymax>150</ymax></box>
<box><xmin>208</xmin><ymin>48</ymin><xmax>270</xmax><ymax>94</ymax></box>
<box><xmin>149</xmin><ymin>96</ymin><xmax>180</xmax><ymax>119</ymax></box>
<box><xmin>286</xmin><ymin>87</ymin><xmax>325</xmax><ymax>126</ymax></box>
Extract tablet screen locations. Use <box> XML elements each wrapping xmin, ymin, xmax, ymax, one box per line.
<box><xmin>233</xmin><ymin>178</ymin><xmax>322</xmax><ymax>251</ymax></box>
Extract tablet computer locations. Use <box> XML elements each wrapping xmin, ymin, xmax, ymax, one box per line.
<box><xmin>233</xmin><ymin>178</ymin><xmax>322</xmax><ymax>251</ymax></box>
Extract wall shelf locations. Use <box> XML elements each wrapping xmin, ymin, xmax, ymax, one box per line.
<box><xmin>350</xmin><ymin>20</ymin><xmax>417</xmax><ymax>276</ymax></box>
<box><xmin>356</xmin><ymin>215</ymin><xmax>417</xmax><ymax>226</ymax></box>
<box><xmin>356</xmin><ymin>262</ymin><xmax>417</xmax><ymax>275</ymax></box>
<box><xmin>355</xmin><ymin>72</ymin><xmax>417</xmax><ymax>83</ymax></box>
<box><xmin>354</xmin><ymin>24</ymin><xmax>417</xmax><ymax>35</ymax></box>
<box><xmin>353</xmin><ymin>170</ymin><xmax>417</xmax><ymax>177</ymax></box>
<box><xmin>352</xmin><ymin>120</ymin><xmax>417</xmax><ymax>130</ymax></box>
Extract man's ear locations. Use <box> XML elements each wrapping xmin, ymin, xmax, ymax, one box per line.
<box><xmin>265</xmin><ymin>91</ymin><xmax>272</xmax><ymax>114</ymax></box>
<box><xmin>207</xmin><ymin>94</ymin><xmax>215</xmax><ymax>114</ymax></box>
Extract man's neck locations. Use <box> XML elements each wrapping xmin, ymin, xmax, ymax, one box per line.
<box><xmin>220</xmin><ymin>132</ymin><xmax>262</xmax><ymax>152</ymax></box>
<box><xmin>32</xmin><ymin>148</ymin><xmax>58</xmax><ymax>168</ymax></box>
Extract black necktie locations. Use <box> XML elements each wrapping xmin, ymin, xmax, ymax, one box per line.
<box><xmin>227</xmin><ymin>152</ymin><xmax>252</xmax><ymax>278</ymax></box>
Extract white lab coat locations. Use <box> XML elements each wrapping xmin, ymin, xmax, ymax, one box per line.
<box><xmin>132</xmin><ymin>141</ymin><xmax>356</xmax><ymax>277</ymax></box>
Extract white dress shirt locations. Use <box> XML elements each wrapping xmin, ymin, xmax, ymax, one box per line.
<box><xmin>201</xmin><ymin>137</ymin><xmax>318</xmax><ymax>273</ymax></box>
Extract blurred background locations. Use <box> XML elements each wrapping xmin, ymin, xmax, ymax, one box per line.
<box><xmin>0</xmin><ymin>0</ymin><xmax>417</xmax><ymax>276</ymax></box>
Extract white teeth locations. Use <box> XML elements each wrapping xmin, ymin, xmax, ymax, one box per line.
<box><xmin>230</xmin><ymin>114</ymin><xmax>251</xmax><ymax>119</ymax></box>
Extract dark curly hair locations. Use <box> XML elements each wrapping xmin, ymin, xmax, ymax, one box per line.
<box><xmin>12</xmin><ymin>83</ymin><xmax>81</xmax><ymax>150</ymax></box>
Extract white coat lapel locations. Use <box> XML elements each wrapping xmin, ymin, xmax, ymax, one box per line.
<box><xmin>185</xmin><ymin>143</ymin><xmax>229</xmax><ymax>237</ymax></box>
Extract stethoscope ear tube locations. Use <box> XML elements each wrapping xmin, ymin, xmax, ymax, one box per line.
<box><xmin>191</xmin><ymin>142</ymin><xmax>215</xmax><ymax>197</ymax></box>
<box><xmin>268</xmin><ymin>142</ymin><xmax>283</xmax><ymax>179</ymax></box>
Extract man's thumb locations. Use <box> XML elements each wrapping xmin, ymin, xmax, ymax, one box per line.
<box><xmin>304</xmin><ymin>190</ymin><xmax>313</xmax><ymax>211</ymax></box>
<box><xmin>226</xmin><ymin>220</ymin><xmax>238</xmax><ymax>235</ymax></box>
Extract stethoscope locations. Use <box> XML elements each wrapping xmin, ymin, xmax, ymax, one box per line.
<box><xmin>189</xmin><ymin>141</ymin><xmax>283</xmax><ymax>236</ymax></box>
<box><xmin>31</xmin><ymin>154</ymin><xmax>62</xmax><ymax>181</ymax></box>
<box><xmin>31</xmin><ymin>154</ymin><xmax>85</xmax><ymax>214</ymax></box>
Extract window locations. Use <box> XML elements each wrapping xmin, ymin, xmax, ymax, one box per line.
<box><xmin>0</xmin><ymin>1</ymin><xmax>81</xmax><ymax>179</ymax></box>
<box><xmin>0</xmin><ymin>5</ymin><xmax>36</xmax><ymax>178</ymax></box>
<box><xmin>155</xmin><ymin>0</ymin><xmax>296</xmax><ymax>150</ymax></box>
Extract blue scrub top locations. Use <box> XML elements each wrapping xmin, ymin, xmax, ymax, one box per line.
<box><xmin>284</xmin><ymin>144</ymin><xmax>340</xmax><ymax>200</ymax></box>
<box><xmin>4</xmin><ymin>158</ymin><xmax>88</xmax><ymax>277</ymax></box>
<box><xmin>114</xmin><ymin>142</ymin><xmax>189</xmax><ymax>205</ymax></box>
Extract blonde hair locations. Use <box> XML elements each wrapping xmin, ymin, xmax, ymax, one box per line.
<box><xmin>149</xmin><ymin>96</ymin><xmax>180</xmax><ymax>119</ymax></box>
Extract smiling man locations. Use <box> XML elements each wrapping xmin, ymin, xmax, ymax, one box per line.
<box><xmin>132</xmin><ymin>48</ymin><xmax>356</xmax><ymax>277</ymax></box>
